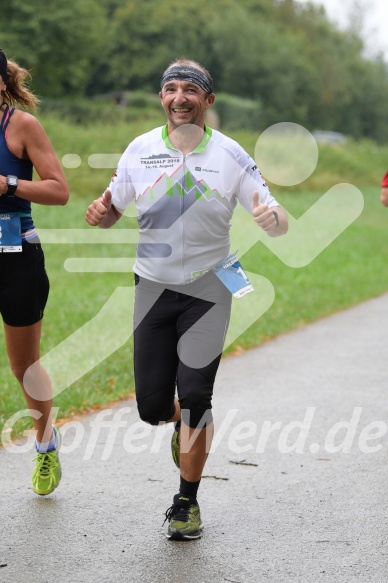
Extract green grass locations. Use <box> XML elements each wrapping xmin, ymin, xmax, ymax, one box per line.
<box><xmin>1</xmin><ymin>112</ymin><xmax>388</xmax><ymax>440</ymax></box>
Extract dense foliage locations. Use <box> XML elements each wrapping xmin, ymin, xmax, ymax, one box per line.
<box><xmin>2</xmin><ymin>0</ymin><xmax>388</xmax><ymax>141</ymax></box>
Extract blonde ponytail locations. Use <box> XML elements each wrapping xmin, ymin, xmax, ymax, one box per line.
<box><xmin>1</xmin><ymin>59</ymin><xmax>40</xmax><ymax>111</ymax></box>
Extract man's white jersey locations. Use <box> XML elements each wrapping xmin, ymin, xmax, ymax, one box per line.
<box><xmin>109</xmin><ymin>125</ymin><xmax>279</xmax><ymax>285</ymax></box>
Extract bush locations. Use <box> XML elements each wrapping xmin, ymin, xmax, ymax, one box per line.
<box><xmin>213</xmin><ymin>93</ymin><xmax>263</xmax><ymax>132</ymax></box>
<box><xmin>39</xmin><ymin>92</ymin><xmax>161</xmax><ymax>125</ymax></box>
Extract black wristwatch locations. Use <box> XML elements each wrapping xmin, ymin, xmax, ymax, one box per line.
<box><xmin>6</xmin><ymin>175</ymin><xmax>18</xmax><ymax>195</ymax></box>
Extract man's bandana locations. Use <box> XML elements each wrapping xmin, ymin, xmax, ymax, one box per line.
<box><xmin>161</xmin><ymin>65</ymin><xmax>213</xmax><ymax>95</ymax></box>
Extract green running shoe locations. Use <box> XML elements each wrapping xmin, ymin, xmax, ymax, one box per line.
<box><xmin>32</xmin><ymin>428</ymin><xmax>62</xmax><ymax>496</ymax></box>
<box><xmin>164</xmin><ymin>494</ymin><xmax>203</xmax><ymax>540</ymax></box>
<box><xmin>171</xmin><ymin>421</ymin><xmax>181</xmax><ymax>469</ymax></box>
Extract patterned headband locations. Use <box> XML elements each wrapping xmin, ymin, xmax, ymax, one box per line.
<box><xmin>161</xmin><ymin>65</ymin><xmax>213</xmax><ymax>95</ymax></box>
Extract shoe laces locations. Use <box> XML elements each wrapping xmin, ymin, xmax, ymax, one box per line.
<box><xmin>33</xmin><ymin>451</ymin><xmax>58</xmax><ymax>477</ymax></box>
<box><xmin>163</xmin><ymin>503</ymin><xmax>191</xmax><ymax>526</ymax></box>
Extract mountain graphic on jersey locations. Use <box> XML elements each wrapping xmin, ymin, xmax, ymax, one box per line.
<box><xmin>138</xmin><ymin>167</ymin><xmax>226</xmax><ymax>230</ymax></box>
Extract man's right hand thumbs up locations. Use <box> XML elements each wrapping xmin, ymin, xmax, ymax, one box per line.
<box><xmin>85</xmin><ymin>189</ymin><xmax>112</xmax><ymax>226</ymax></box>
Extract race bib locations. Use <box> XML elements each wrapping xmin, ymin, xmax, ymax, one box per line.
<box><xmin>213</xmin><ymin>253</ymin><xmax>254</xmax><ymax>298</ymax></box>
<box><xmin>0</xmin><ymin>212</ymin><xmax>22</xmax><ymax>252</ymax></box>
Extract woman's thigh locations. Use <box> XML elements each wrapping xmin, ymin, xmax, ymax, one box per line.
<box><xmin>0</xmin><ymin>243</ymin><xmax>49</xmax><ymax>327</ymax></box>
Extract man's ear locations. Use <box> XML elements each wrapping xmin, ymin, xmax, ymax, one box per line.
<box><xmin>206</xmin><ymin>93</ymin><xmax>215</xmax><ymax>107</ymax></box>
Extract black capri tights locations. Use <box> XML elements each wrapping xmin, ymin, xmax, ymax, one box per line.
<box><xmin>133</xmin><ymin>272</ymin><xmax>232</xmax><ymax>428</ymax></box>
<box><xmin>0</xmin><ymin>242</ymin><xmax>49</xmax><ymax>326</ymax></box>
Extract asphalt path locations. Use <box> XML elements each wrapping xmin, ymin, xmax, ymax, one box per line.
<box><xmin>1</xmin><ymin>293</ymin><xmax>388</xmax><ymax>583</ymax></box>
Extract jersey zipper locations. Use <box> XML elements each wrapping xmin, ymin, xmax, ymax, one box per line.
<box><xmin>180</xmin><ymin>154</ymin><xmax>187</xmax><ymax>283</ymax></box>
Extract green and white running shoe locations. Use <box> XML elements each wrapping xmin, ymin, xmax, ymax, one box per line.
<box><xmin>171</xmin><ymin>421</ymin><xmax>181</xmax><ymax>469</ymax></box>
<box><xmin>32</xmin><ymin>427</ymin><xmax>62</xmax><ymax>496</ymax></box>
<box><xmin>164</xmin><ymin>494</ymin><xmax>203</xmax><ymax>540</ymax></box>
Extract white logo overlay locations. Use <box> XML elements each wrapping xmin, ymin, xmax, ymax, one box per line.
<box><xmin>2</xmin><ymin>406</ymin><xmax>386</xmax><ymax>459</ymax></box>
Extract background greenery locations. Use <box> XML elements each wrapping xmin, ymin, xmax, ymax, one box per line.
<box><xmin>2</xmin><ymin>0</ymin><xmax>388</xmax><ymax>142</ymax></box>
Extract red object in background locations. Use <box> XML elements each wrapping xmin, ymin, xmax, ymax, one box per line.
<box><xmin>382</xmin><ymin>171</ymin><xmax>388</xmax><ymax>187</ymax></box>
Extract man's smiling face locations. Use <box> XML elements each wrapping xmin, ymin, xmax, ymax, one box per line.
<box><xmin>160</xmin><ymin>79</ymin><xmax>215</xmax><ymax>131</ymax></box>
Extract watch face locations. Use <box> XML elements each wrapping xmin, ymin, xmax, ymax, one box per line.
<box><xmin>8</xmin><ymin>177</ymin><xmax>17</xmax><ymax>186</ymax></box>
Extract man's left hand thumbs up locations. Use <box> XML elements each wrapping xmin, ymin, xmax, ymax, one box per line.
<box><xmin>252</xmin><ymin>190</ymin><xmax>278</xmax><ymax>232</ymax></box>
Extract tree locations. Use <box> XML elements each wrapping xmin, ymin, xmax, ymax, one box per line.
<box><xmin>0</xmin><ymin>0</ymin><xmax>106</xmax><ymax>97</ymax></box>
<box><xmin>103</xmin><ymin>0</ymin><xmax>234</xmax><ymax>92</ymax></box>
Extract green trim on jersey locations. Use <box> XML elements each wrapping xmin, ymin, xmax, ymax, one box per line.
<box><xmin>162</xmin><ymin>124</ymin><xmax>212</xmax><ymax>153</ymax></box>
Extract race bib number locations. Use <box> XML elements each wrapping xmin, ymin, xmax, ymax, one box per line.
<box><xmin>0</xmin><ymin>213</ymin><xmax>22</xmax><ymax>252</ymax></box>
<box><xmin>213</xmin><ymin>253</ymin><xmax>254</xmax><ymax>298</ymax></box>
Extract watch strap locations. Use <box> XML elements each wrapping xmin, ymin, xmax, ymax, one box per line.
<box><xmin>6</xmin><ymin>175</ymin><xmax>18</xmax><ymax>196</ymax></box>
